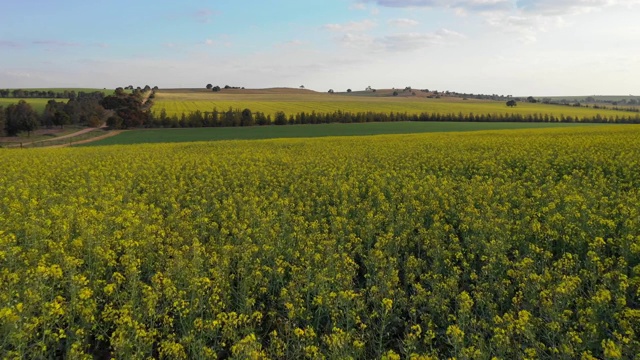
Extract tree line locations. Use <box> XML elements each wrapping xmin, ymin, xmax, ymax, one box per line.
<box><xmin>1</xmin><ymin>88</ymin><xmax>154</xmax><ymax>136</ymax></box>
<box><xmin>0</xmin><ymin>89</ymin><xmax>92</xmax><ymax>100</ymax></box>
<box><xmin>134</xmin><ymin>108</ymin><xmax>640</xmax><ymax>129</ymax></box>
<box><xmin>0</xmin><ymin>92</ymin><xmax>107</xmax><ymax>137</ymax></box>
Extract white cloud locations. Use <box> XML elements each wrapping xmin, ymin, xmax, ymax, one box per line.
<box><xmin>388</xmin><ymin>18</ymin><xmax>420</xmax><ymax>27</ymax></box>
<box><xmin>349</xmin><ymin>3</ymin><xmax>367</xmax><ymax>10</ymax></box>
<box><xmin>323</xmin><ymin>19</ymin><xmax>377</xmax><ymax>32</ymax></box>
<box><xmin>275</xmin><ymin>40</ymin><xmax>306</xmax><ymax>48</ymax></box>
<box><xmin>338</xmin><ymin>28</ymin><xmax>464</xmax><ymax>51</ymax></box>
<box><xmin>363</xmin><ymin>0</ymin><xmax>637</xmax><ymax>44</ymax></box>
<box><xmin>362</xmin><ymin>0</ymin><xmax>639</xmax><ymax>15</ymax></box>
<box><xmin>486</xmin><ymin>14</ymin><xmax>540</xmax><ymax>41</ymax></box>
<box><xmin>339</xmin><ymin>33</ymin><xmax>376</xmax><ymax>49</ymax></box>
<box><xmin>204</xmin><ymin>39</ymin><xmax>214</xmax><ymax>46</ymax></box>
<box><xmin>516</xmin><ymin>0</ymin><xmax>640</xmax><ymax>15</ymax></box>
<box><xmin>383</xmin><ymin>29</ymin><xmax>465</xmax><ymax>50</ymax></box>
<box><xmin>363</xmin><ymin>0</ymin><xmax>513</xmax><ymax>11</ymax></box>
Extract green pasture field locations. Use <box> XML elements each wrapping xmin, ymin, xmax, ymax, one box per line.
<box><xmin>84</xmin><ymin>121</ymin><xmax>603</xmax><ymax>146</ymax></box>
<box><xmin>0</xmin><ymin>98</ymin><xmax>51</xmax><ymax>113</ymax></box>
<box><xmin>154</xmin><ymin>88</ymin><xmax>638</xmax><ymax>119</ymax></box>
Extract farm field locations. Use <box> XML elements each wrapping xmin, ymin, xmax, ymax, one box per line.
<box><xmin>0</xmin><ymin>98</ymin><xmax>50</xmax><ymax>113</ymax></box>
<box><xmin>85</xmin><ymin>121</ymin><xmax>604</xmax><ymax>146</ymax></box>
<box><xmin>545</xmin><ymin>95</ymin><xmax>640</xmax><ymax>102</ymax></box>
<box><xmin>154</xmin><ymin>88</ymin><xmax>637</xmax><ymax>119</ymax></box>
<box><xmin>1</xmin><ymin>125</ymin><xmax>639</xmax><ymax>359</ymax></box>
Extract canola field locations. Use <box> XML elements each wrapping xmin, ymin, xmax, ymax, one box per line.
<box><xmin>1</xmin><ymin>126</ymin><xmax>639</xmax><ymax>359</ymax></box>
<box><xmin>154</xmin><ymin>90</ymin><xmax>635</xmax><ymax>120</ymax></box>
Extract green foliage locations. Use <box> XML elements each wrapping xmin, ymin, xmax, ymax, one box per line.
<box><xmin>274</xmin><ymin>111</ymin><xmax>287</xmax><ymax>125</ymax></box>
<box><xmin>4</xmin><ymin>100</ymin><xmax>39</xmax><ymax>136</ymax></box>
<box><xmin>0</xmin><ymin>106</ymin><xmax>4</xmax><ymax>136</ymax></box>
<box><xmin>101</xmin><ymin>92</ymin><xmax>146</xmax><ymax>129</ymax></box>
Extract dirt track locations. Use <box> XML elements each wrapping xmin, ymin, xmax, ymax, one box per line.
<box><xmin>48</xmin><ymin>130</ymin><xmax>123</xmax><ymax>148</ymax></box>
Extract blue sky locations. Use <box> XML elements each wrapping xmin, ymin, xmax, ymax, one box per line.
<box><xmin>1</xmin><ymin>0</ymin><xmax>638</xmax><ymax>95</ymax></box>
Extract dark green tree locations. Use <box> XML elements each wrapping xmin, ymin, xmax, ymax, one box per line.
<box><xmin>101</xmin><ymin>92</ymin><xmax>146</xmax><ymax>129</ymax></box>
<box><xmin>43</xmin><ymin>100</ymin><xmax>67</xmax><ymax>128</ymax></box>
<box><xmin>506</xmin><ymin>100</ymin><xmax>517</xmax><ymax>107</ymax></box>
<box><xmin>274</xmin><ymin>111</ymin><xmax>287</xmax><ymax>125</ymax></box>
<box><xmin>52</xmin><ymin>111</ymin><xmax>71</xmax><ymax>129</ymax></box>
<box><xmin>206</xmin><ymin>84</ymin><xmax>213</xmax><ymax>89</ymax></box>
<box><xmin>0</xmin><ymin>106</ymin><xmax>4</xmax><ymax>136</ymax></box>
<box><xmin>241</xmin><ymin>108</ymin><xmax>254</xmax><ymax>126</ymax></box>
<box><xmin>5</xmin><ymin>100</ymin><xmax>39</xmax><ymax>136</ymax></box>
<box><xmin>106</xmin><ymin>115</ymin><xmax>123</xmax><ymax>129</ymax></box>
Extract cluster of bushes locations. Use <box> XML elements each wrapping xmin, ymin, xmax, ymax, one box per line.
<box><xmin>139</xmin><ymin>108</ymin><xmax>640</xmax><ymax>129</ymax></box>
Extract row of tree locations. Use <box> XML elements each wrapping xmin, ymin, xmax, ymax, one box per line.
<box><xmin>0</xmin><ymin>89</ymin><xmax>94</xmax><ymax>100</ymax></box>
<box><xmin>206</xmin><ymin>84</ymin><xmax>244</xmax><ymax>92</ymax></box>
<box><xmin>132</xmin><ymin>108</ymin><xmax>640</xmax><ymax>129</ymax></box>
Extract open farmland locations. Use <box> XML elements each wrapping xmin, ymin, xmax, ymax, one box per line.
<box><xmin>154</xmin><ymin>88</ymin><xmax>637</xmax><ymax>120</ymax></box>
<box><xmin>85</xmin><ymin>121</ymin><xmax>604</xmax><ymax>146</ymax></box>
<box><xmin>0</xmin><ymin>98</ymin><xmax>50</xmax><ymax>113</ymax></box>
<box><xmin>1</xmin><ymin>126</ymin><xmax>639</xmax><ymax>359</ymax></box>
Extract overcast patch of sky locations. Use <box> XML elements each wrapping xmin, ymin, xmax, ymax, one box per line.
<box><xmin>0</xmin><ymin>0</ymin><xmax>638</xmax><ymax>95</ymax></box>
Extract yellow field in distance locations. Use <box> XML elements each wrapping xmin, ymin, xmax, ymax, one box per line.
<box><xmin>153</xmin><ymin>88</ymin><xmax>637</xmax><ymax>119</ymax></box>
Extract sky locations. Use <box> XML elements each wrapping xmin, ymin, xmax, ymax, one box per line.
<box><xmin>0</xmin><ymin>0</ymin><xmax>638</xmax><ymax>96</ymax></box>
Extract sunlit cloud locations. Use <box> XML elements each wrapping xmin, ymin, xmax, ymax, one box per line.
<box><xmin>323</xmin><ymin>19</ymin><xmax>377</xmax><ymax>32</ymax></box>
